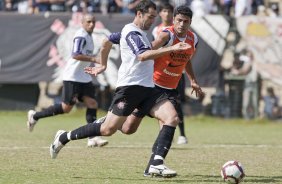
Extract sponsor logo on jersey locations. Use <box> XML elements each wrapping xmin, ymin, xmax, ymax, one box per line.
<box><xmin>169</xmin><ymin>52</ymin><xmax>190</xmax><ymax>60</ymax></box>
<box><xmin>163</xmin><ymin>68</ymin><xmax>181</xmax><ymax>77</ymax></box>
<box><xmin>128</xmin><ymin>35</ymin><xmax>139</xmax><ymax>52</ymax></box>
<box><xmin>168</xmin><ymin>63</ymin><xmax>183</xmax><ymax>67</ymax></box>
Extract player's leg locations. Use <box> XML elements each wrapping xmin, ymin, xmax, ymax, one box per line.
<box><xmin>176</xmin><ymin>103</ymin><xmax>188</xmax><ymax>144</ymax></box>
<box><xmin>120</xmin><ymin>114</ymin><xmax>143</xmax><ymax>134</ymax></box>
<box><xmin>242</xmin><ymin>87</ymin><xmax>251</xmax><ymax>119</ymax></box>
<box><xmin>81</xmin><ymin>83</ymin><xmax>108</xmax><ymax>147</ymax></box>
<box><xmin>50</xmin><ymin>85</ymin><xmax>151</xmax><ymax>158</ymax></box>
<box><xmin>50</xmin><ymin>111</ymin><xmax>126</xmax><ymax>159</ymax></box>
<box><xmin>27</xmin><ymin>81</ymin><xmax>75</xmax><ymax>132</ymax></box>
<box><xmin>147</xmin><ymin>100</ymin><xmax>179</xmax><ymax>177</ymax></box>
<box><xmin>176</xmin><ymin>74</ymin><xmax>187</xmax><ymax>144</ymax></box>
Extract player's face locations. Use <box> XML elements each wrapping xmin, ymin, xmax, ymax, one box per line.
<box><xmin>159</xmin><ymin>9</ymin><xmax>173</xmax><ymax>23</ymax></box>
<box><xmin>140</xmin><ymin>7</ymin><xmax>157</xmax><ymax>30</ymax></box>
<box><xmin>82</xmin><ymin>15</ymin><xmax>96</xmax><ymax>34</ymax></box>
<box><xmin>173</xmin><ymin>14</ymin><xmax>191</xmax><ymax>36</ymax></box>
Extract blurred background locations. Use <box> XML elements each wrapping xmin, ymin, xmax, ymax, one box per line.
<box><xmin>0</xmin><ymin>0</ymin><xmax>281</xmax><ymax>120</ymax></box>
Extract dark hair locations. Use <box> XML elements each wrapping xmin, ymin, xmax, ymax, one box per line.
<box><xmin>173</xmin><ymin>5</ymin><xmax>193</xmax><ymax>19</ymax></box>
<box><xmin>135</xmin><ymin>0</ymin><xmax>157</xmax><ymax>15</ymax></box>
<box><xmin>158</xmin><ymin>3</ymin><xmax>174</xmax><ymax>13</ymax></box>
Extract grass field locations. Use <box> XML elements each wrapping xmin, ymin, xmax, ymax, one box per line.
<box><xmin>0</xmin><ymin>109</ymin><xmax>281</xmax><ymax>184</ymax></box>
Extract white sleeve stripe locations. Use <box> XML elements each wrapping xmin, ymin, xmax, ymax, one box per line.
<box><xmin>73</xmin><ymin>37</ymin><xmax>85</xmax><ymax>54</ymax></box>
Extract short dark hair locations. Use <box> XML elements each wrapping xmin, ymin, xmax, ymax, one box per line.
<box><xmin>173</xmin><ymin>5</ymin><xmax>193</xmax><ymax>19</ymax></box>
<box><xmin>135</xmin><ymin>0</ymin><xmax>157</xmax><ymax>15</ymax></box>
<box><xmin>158</xmin><ymin>3</ymin><xmax>174</xmax><ymax>13</ymax></box>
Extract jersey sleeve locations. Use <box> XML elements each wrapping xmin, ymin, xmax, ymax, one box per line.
<box><xmin>192</xmin><ymin>32</ymin><xmax>199</xmax><ymax>48</ymax></box>
<box><xmin>108</xmin><ymin>32</ymin><xmax>121</xmax><ymax>44</ymax></box>
<box><xmin>161</xmin><ymin>29</ymin><xmax>172</xmax><ymax>47</ymax></box>
<box><xmin>125</xmin><ymin>31</ymin><xmax>151</xmax><ymax>56</ymax></box>
<box><xmin>72</xmin><ymin>37</ymin><xmax>86</xmax><ymax>56</ymax></box>
<box><xmin>152</xmin><ymin>27</ymin><xmax>157</xmax><ymax>40</ymax></box>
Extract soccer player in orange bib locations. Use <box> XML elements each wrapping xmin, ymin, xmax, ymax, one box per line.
<box><xmin>142</xmin><ymin>4</ymin><xmax>205</xmax><ymax>175</ymax></box>
<box><xmin>152</xmin><ymin>2</ymin><xmax>189</xmax><ymax>145</ymax></box>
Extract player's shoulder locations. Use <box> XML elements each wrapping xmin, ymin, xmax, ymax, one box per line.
<box><xmin>123</xmin><ymin>23</ymin><xmax>140</xmax><ymax>33</ymax></box>
<box><xmin>187</xmin><ymin>30</ymin><xmax>198</xmax><ymax>45</ymax></box>
<box><xmin>74</xmin><ymin>28</ymin><xmax>89</xmax><ymax>38</ymax></box>
<box><xmin>122</xmin><ymin>23</ymin><xmax>144</xmax><ymax>40</ymax></box>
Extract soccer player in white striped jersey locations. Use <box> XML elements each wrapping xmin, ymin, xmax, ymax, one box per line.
<box><xmin>27</xmin><ymin>14</ymin><xmax>108</xmax><ymax>147</ymax></box>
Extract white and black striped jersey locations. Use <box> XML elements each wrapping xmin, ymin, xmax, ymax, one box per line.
<box><xmin>63</xmin><ymin>28</ymin><xmax>94</xmax><ymax>83</ymax></box>
<box><xmin>115</xmin><ymin>23</ymin><xmax>154</xmax><ymax>88</ymax></box>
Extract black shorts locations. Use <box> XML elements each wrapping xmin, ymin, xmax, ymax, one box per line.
<box><xmin>133</xmin><ymin>85</ymin><xmax>182</xmax><ymax>118</ymax></box>
<box><xmin>62</xmin><ymin>81</ymin><xmax>96</xmax><ymax>105</ymax></box>
<box><xmin>155</xmin><ymin>86</ymin><xmax>179</xmax><ymax>108</ymax></box>
<box><xmin>108</xmin><ymin>85</ymin><xmax>166</xmax><ymax>118</ymax></box>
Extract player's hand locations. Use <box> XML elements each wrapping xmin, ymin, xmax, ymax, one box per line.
<box><xmin>84</xmin><ymin>66</ymin><xmax>106</xmax><ymax>76</ymax></box>
<box><xmin>172</xmin><ymin>42</ymin><xmax>191</xmax><ymax>51</ymax></box>
<box><xmin>191</xmin><ymin>82</ymin><xmax>205</xmax><ymax>99</ymax></box>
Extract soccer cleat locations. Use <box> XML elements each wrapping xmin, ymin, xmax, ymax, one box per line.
<box><xmin>87</xmin><ymin>137</ymin><xmax>97</xmax><ymax>147</ymax></box>
<box><xmin>87</xmin><ymin>137</ymin><xmax>108</xmax><ymax>147</ymax></box>
<box><xmin>50</xmin><ymin>130</ymin><xmax>66</xmax><ymax>159</ymax></box>
<box><xmin>148</xmin><ymin>164</ymin><xmax>177</xmax><ymax>178</ymax></box>
<box><xmin>143</xmin><ymin>171</ymin><xmax>152</xmax><ymax>177</ymax></box>
<box><xmin>27</xmin><ymin>110</ymin><xmax>37</xmax><ymax>132</ymax></box>
<box><xmin>177</xmin><ymin>136</ymin><xmax>188</xmax><ymax>144</ymax></box>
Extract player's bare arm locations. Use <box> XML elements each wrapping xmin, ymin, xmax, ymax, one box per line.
<box><xmin>185</xmin><ymin>60</ymin><xmax>205</xmax><ymax>99</ymax></box>
<box><xmin>84</xmin><ymin>38</ymin><xmax>113</xmax><ymax>76</ymax></box>
<box><xmin>151</xmin><ymin>31</ymin><xmax>170</xmax><ymax>49</ymax></box>
<box><xmin>72</xmin><ymin>54</ymin><xmax>100</xmax><ymax>64</ymax></box>
<box><xmin>138</xmin><ymin>42</ymin><xmax>190</xmax><ymax>61</ymax></box>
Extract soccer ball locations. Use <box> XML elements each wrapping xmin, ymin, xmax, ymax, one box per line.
<box><xmin>221</xmin><ymin>160</ymin><xmax>245</xmax><ymax>184</ymax></box>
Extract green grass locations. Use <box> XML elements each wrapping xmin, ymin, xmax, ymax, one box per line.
<box><xmin>0</xmin><ymin>110</ymin><xmax>281</xmax><ymax>184</ymax></box>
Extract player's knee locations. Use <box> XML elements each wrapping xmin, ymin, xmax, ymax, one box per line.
<box><xmin>88</xmin><ymin>100</ymin><xmax>98</xmax><ymax>109</ymax></box>
<box><xmin>165</xmin><ymin>114</ymin><xmax>179</xmax><ymax>127</ymax></box>
<box><xmin>62</xmin><ymin>105</ymin><xmax>72</xmax><ymax>113</ymax></box>
<box><xmin>102</xmin><ymin>126</ymin><xmax>117</xmax><ymax>136</ymax></box>
<box><xmin>85</xmin><ymin>99</ymin><xmax>97</xmax><ymax>109</ymax></box>
<box><xmin>121</xmin><ymin>126</ymin><xmax>137</xmax><ymax>135</ymax></box>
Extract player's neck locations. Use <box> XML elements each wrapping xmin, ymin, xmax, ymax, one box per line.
<box><xmin>162</xmin><ymin>21</ymin><xmax>172</xmax><ymax>27</ymax></box>
<box><xmin>133</xmin><ymin>19</ymin><xmax>143</xmax><ymax>30</ymax></box>
<box><xmin>174</xmin><ymin>29</ymin><xmax>186</xmax><ymax>38</ymax></box>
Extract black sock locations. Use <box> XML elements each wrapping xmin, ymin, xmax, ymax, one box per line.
<box><xmin>152</xmin><ymin>125</ymin><xmax>175</xmax><ymax>165</ymax></box>
<box><xmin>177</xmin><ymin>105</ymin><xmax>186</xmax><ymax>137</ymax></box>
<box><xmin>144</xmin><ymin>136</ymin><xmax>159</xmax><ymax>173</ymax></box>
<box><xmin>86</xmin><ymin>108</ymin><xmax>97</xmax><ymax>124</ymax></box>
<box><xmin>33</xmin><ymin>104</ymin><xmax>64</xmax><ymax>120</ymax></box>
<box><xmin>70</xmin><ymin>121</ymin><xmax>102</xmax><ymax>140</ymax></box>
<box><xmin>178</xmin><ymin>120</ymin><xmax>186</xmax><ymax>137</ymax></box>
<box><xmin>59</xmin><ymin>132</ymin><xmax>69</xmax><ymax>145</ymax></box>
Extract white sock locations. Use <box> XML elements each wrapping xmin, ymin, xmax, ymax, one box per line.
<box><xmin>67</xmin><ymin>131</ymin><xmax>71</xmax><ymax>140</ymax></box>
<box><xmin>154</xmin><ymin>155</ymin><xmax>164</xmax><ymax>160</ymax></box>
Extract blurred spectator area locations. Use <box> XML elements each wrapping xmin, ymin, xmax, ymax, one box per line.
<box><xmin>0</xmin><ymin>0</ymin><xmax>281</xmax><ymax>15</ymax></box>
<box><xmin>0</xmin><ymin>5</ymin><xmax>282</xmax><ymax>118</ymax></box>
